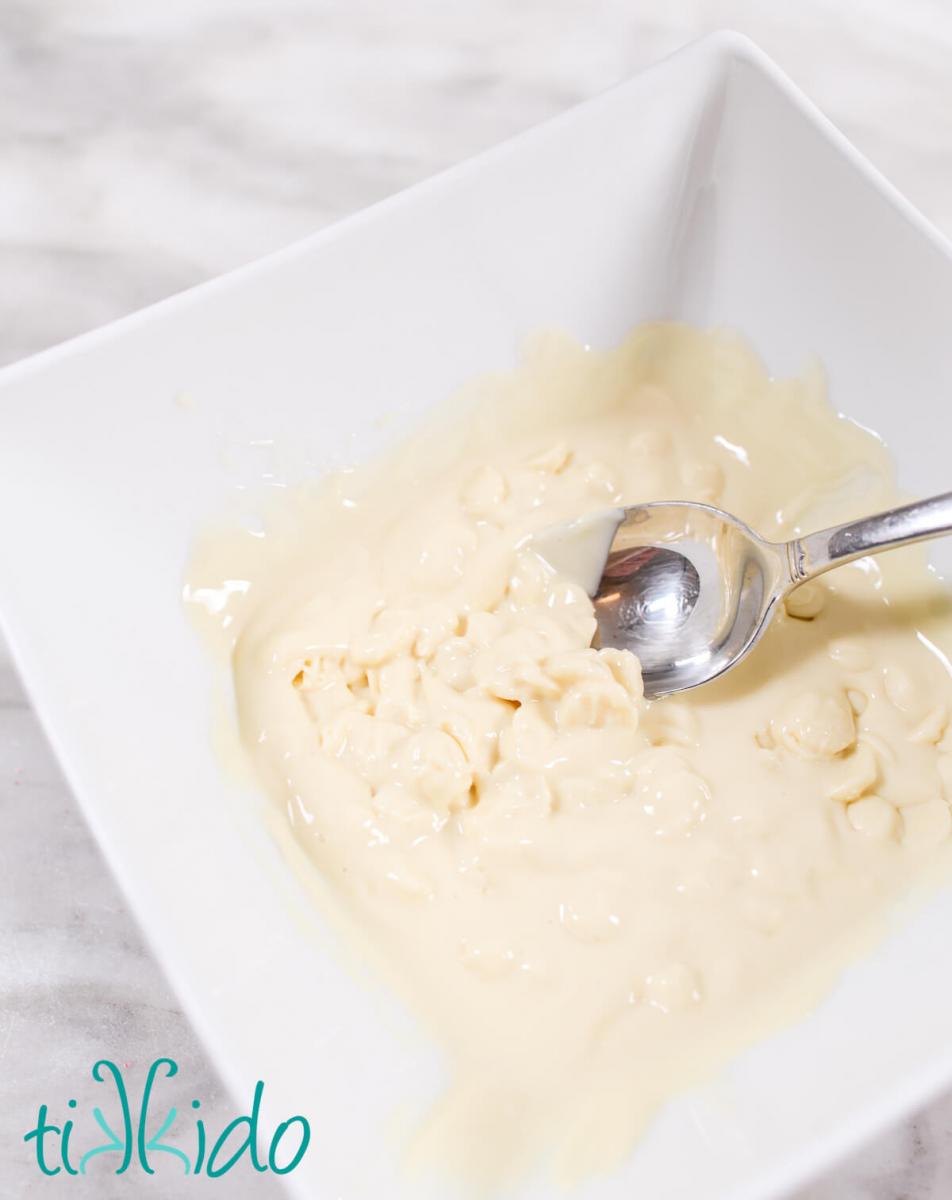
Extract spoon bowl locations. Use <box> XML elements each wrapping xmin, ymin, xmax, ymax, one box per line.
<box><xmin>531</xmin><ymin>491</ymin><xmax>952</xmax><ymax>698</ymax></box>
<box><xmin>592</xmin><ymin>503</ymin><xmax>784</xmax><ymax>696</ymax></box>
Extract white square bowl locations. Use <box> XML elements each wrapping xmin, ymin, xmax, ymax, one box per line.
<box><xmin>2</xmin><ymin>30</ymin><xmax>952</xmax><ymax>1200</ymax></box>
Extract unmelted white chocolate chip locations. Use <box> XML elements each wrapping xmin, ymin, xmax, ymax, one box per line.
<box><xmin>462</xmin><ymin>766</ymin><xmax>554</xmax><ymax>852</ymax></box>
<box><xmin>773</xmin><ymin>689</ymin><xmax>856</xmax><ymax>759</ymax></box>
<box><xmin>599</xmin><ymin>646</ymin><xmax>644</xmax><ymax>703</ymax></box>
<box><xmin>827</xmin><ymin>742</ymin><xmax>879</xmax><ymax>803</ymax></box>
<box><xmin>847</xmin><ymin>689</ymin><xmax>868</xmax><ymax>716</ymax></box>
<box><xmin>634</xmin><ymin>762</ymin><xmax>709</xmax><ymax>837</ymax></box>
<box><xmin>393</xmin><ymin>729</ymin><xmax>473</xmax><ymax>814</ymax></box>
<box><xmin>784</xmin><ymin>581</ymin><xmax>827</xmax><ymax>620</ymax></box>
<box><xmin>846</xmin><ymin>796</ymin><xmax>898</xmax><ymax>842</ymax></box>
<box><xmin>414</xmin><ymin>603</ymin><xmax>460</xmax><ymax>660</ymax></box>
<box><xmin>460</xmin><ymin>464</ymin><xmax>508</xmax><ymax>518</ymax></box>
<box><xmin>525</xmin><ymin>442</ymin><xmax>571</xmax><ymax>474</ymax></box>
<box><xmin>883</xmin><ymin>664</ymin><xmax>925</xmax><ymax>719</ymax></box>
<box><xmin>506</xmin><ymin>551</ymin><xmax>551</xmax><ymax>608</ymax></box>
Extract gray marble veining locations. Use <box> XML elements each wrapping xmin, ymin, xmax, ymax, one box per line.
<box><xmin>2</xmin><ymin>2</ymin><xmax>952</xmax><ymax>1197</ymax></box>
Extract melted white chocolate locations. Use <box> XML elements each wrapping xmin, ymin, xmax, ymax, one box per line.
<box><xmin>186</xmin><ymin>324</ymin><xmax>952</xmax><ymax>1188</ymax></box>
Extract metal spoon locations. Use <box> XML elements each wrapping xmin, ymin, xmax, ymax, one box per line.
<box><xmin>531</xmin><ymin>492</ymin><xmax>952</xmax><ymax>699</ymax></box>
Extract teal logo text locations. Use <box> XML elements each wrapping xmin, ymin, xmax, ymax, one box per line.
<box><xmin>24</xmin><ymin>1058</ymin><xmax>310</xmax><ymax>1178</ymax></box>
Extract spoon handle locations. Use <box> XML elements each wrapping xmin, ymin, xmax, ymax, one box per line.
<box><xmin>785</xmin><ymin>490</ymin><xmax>952</xmax><ymax>586</ymax></box>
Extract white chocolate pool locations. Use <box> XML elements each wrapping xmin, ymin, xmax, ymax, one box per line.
<box><xmin>186</xmin><ymin>324</ymin><xmax>952</xmax><ymax>1187</ymax></box>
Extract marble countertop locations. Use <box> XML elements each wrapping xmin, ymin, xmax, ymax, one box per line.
<box><xmin>2</xmin><ymin>2</ymin><xmax>952</xmax><ymax>1197</ymax></box>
